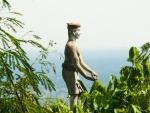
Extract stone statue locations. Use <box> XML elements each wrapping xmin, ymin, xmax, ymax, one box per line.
<box><xmin>62</xmin><ymin>22</ymin><xmax>98</xmax><ymax>108</ymax></box>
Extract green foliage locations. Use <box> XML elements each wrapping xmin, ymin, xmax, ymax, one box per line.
<box><xmin>43</xmin><ymin>99</ymin><xmax>72</xmax><ymax>113</ymax></box>
<box><xmin>1</xmin><ymin>1</ymin><xmax>150</xmax><ymax>113</ymax></box>
<box><xmin>0</xmin><ymin>0</ymin><xmax>11</xmax><ymax>9</ymax></box>
<box><xmin>45</xmin><ymin>42</ymin><xmax>149</xmax><ymax>113</ymax></box>
<box><xmin>0</xmin><ymin>1</ymin><xmax>56</xmax><ymax>113</ymax></box>
<box><xmin>79</xmin><ymin>43</ymin><xmax>150</xmax><ymax>113</ymax></box>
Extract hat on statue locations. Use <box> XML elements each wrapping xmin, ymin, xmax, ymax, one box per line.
<box><xmin>67</xmin><ymin>22</ymin><xmax>81</xmax><ymax>29</ymax></box>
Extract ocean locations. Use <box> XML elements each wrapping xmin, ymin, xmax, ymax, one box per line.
<box><xmin>39</xmin><ymin>49</ymin><xmax>130</xmax><ymax>100</ymax></box>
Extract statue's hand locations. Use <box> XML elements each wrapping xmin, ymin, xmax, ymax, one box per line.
<box><xmin>91</xmin><ymin>71</ymin><xmax>98</xmax><ymax>80</ymax></box>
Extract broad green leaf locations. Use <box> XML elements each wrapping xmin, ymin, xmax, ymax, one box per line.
<box><xmin>128</xmin><ymin>47</ymin><xmax>139</xmax><ymax>63</ymax></box>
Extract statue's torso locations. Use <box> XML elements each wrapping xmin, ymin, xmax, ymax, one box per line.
<box><xmin>62</xmin><ymin>42</ymin><xmax>79</xmax><ymax>71</ymax></box>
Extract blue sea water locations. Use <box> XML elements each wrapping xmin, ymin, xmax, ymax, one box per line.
<box><xmin>41</xmin><ymin>49</ymin><xmax>130</xmax><ymax>100</ymax></box>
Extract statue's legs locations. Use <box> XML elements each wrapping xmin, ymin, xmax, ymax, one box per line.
<box><xmin>70</xmin><ymin>94</ymin><xmax>78</xmax><ymax>107</ymax></box>
<box><xmin>62</xmin><ymin>68</ymin><xmax>82</xmax><ymax>108</ymax></box>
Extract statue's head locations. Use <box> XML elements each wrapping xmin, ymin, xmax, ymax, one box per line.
<box><xmin>67</xmin><ymin>22</ymin><xmax>81</xmax><ymax>39</ymax></box>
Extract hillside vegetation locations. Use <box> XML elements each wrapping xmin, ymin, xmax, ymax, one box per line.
<box><xmin>0</xmin><ymin>1</ymin><xmax>150</xmax><ymax>113</ymax></box>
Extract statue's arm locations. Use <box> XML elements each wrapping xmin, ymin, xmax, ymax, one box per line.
<box><xmin>68</xmin><ymin>44</ymin><xmax>96</xmax><ymax>81</ymax></box>
<box><xmin>77</xmin><ymin>48</ymin><xmax>98</xmax><ymax>76</ymax></box>
<box><xmin>79</xmin><ymin>53</ymin><xmax>93</xmax><ymax>73</ymax></box>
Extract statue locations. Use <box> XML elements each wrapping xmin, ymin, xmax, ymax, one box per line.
<box><xmin>62</xmin><ymin>22</ymin><xmax>98</xmax><ymax>108</ymax></box>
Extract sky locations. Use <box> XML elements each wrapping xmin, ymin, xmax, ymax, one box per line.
<box><xmin>11</xmin><ymin>0</ymin><xmax>150</xmax><ymax>51</ymax></box>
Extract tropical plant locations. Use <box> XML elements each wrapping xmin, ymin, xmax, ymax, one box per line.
<box><xmin>43</xmin><ymin>98</ymin><xmax>72</xmax><ymax>113</ymax></box>
<box><xmin>1</xmin><ymin>1</ymin><xmax>150</xmax><ymax>113</ymax></box>
<box><xmin>79</xmin><ymin>42</ymin><xmax>150</xmax><ymax>113</ymax></box>
<box><xmin>42</xmin><ymin>42</ymin><xmax>149</xmax><ymax>113</ymax></box>
<box><xmin>0</xmin><ymin>0</ymin><xmax>56</xmax><ymax>113</ymax></box>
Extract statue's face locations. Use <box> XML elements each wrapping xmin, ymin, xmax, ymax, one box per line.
<box><xmin>73</xmin><ymin>28</ymin><xmax>81</xmax><ymax>39</ymax></box>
